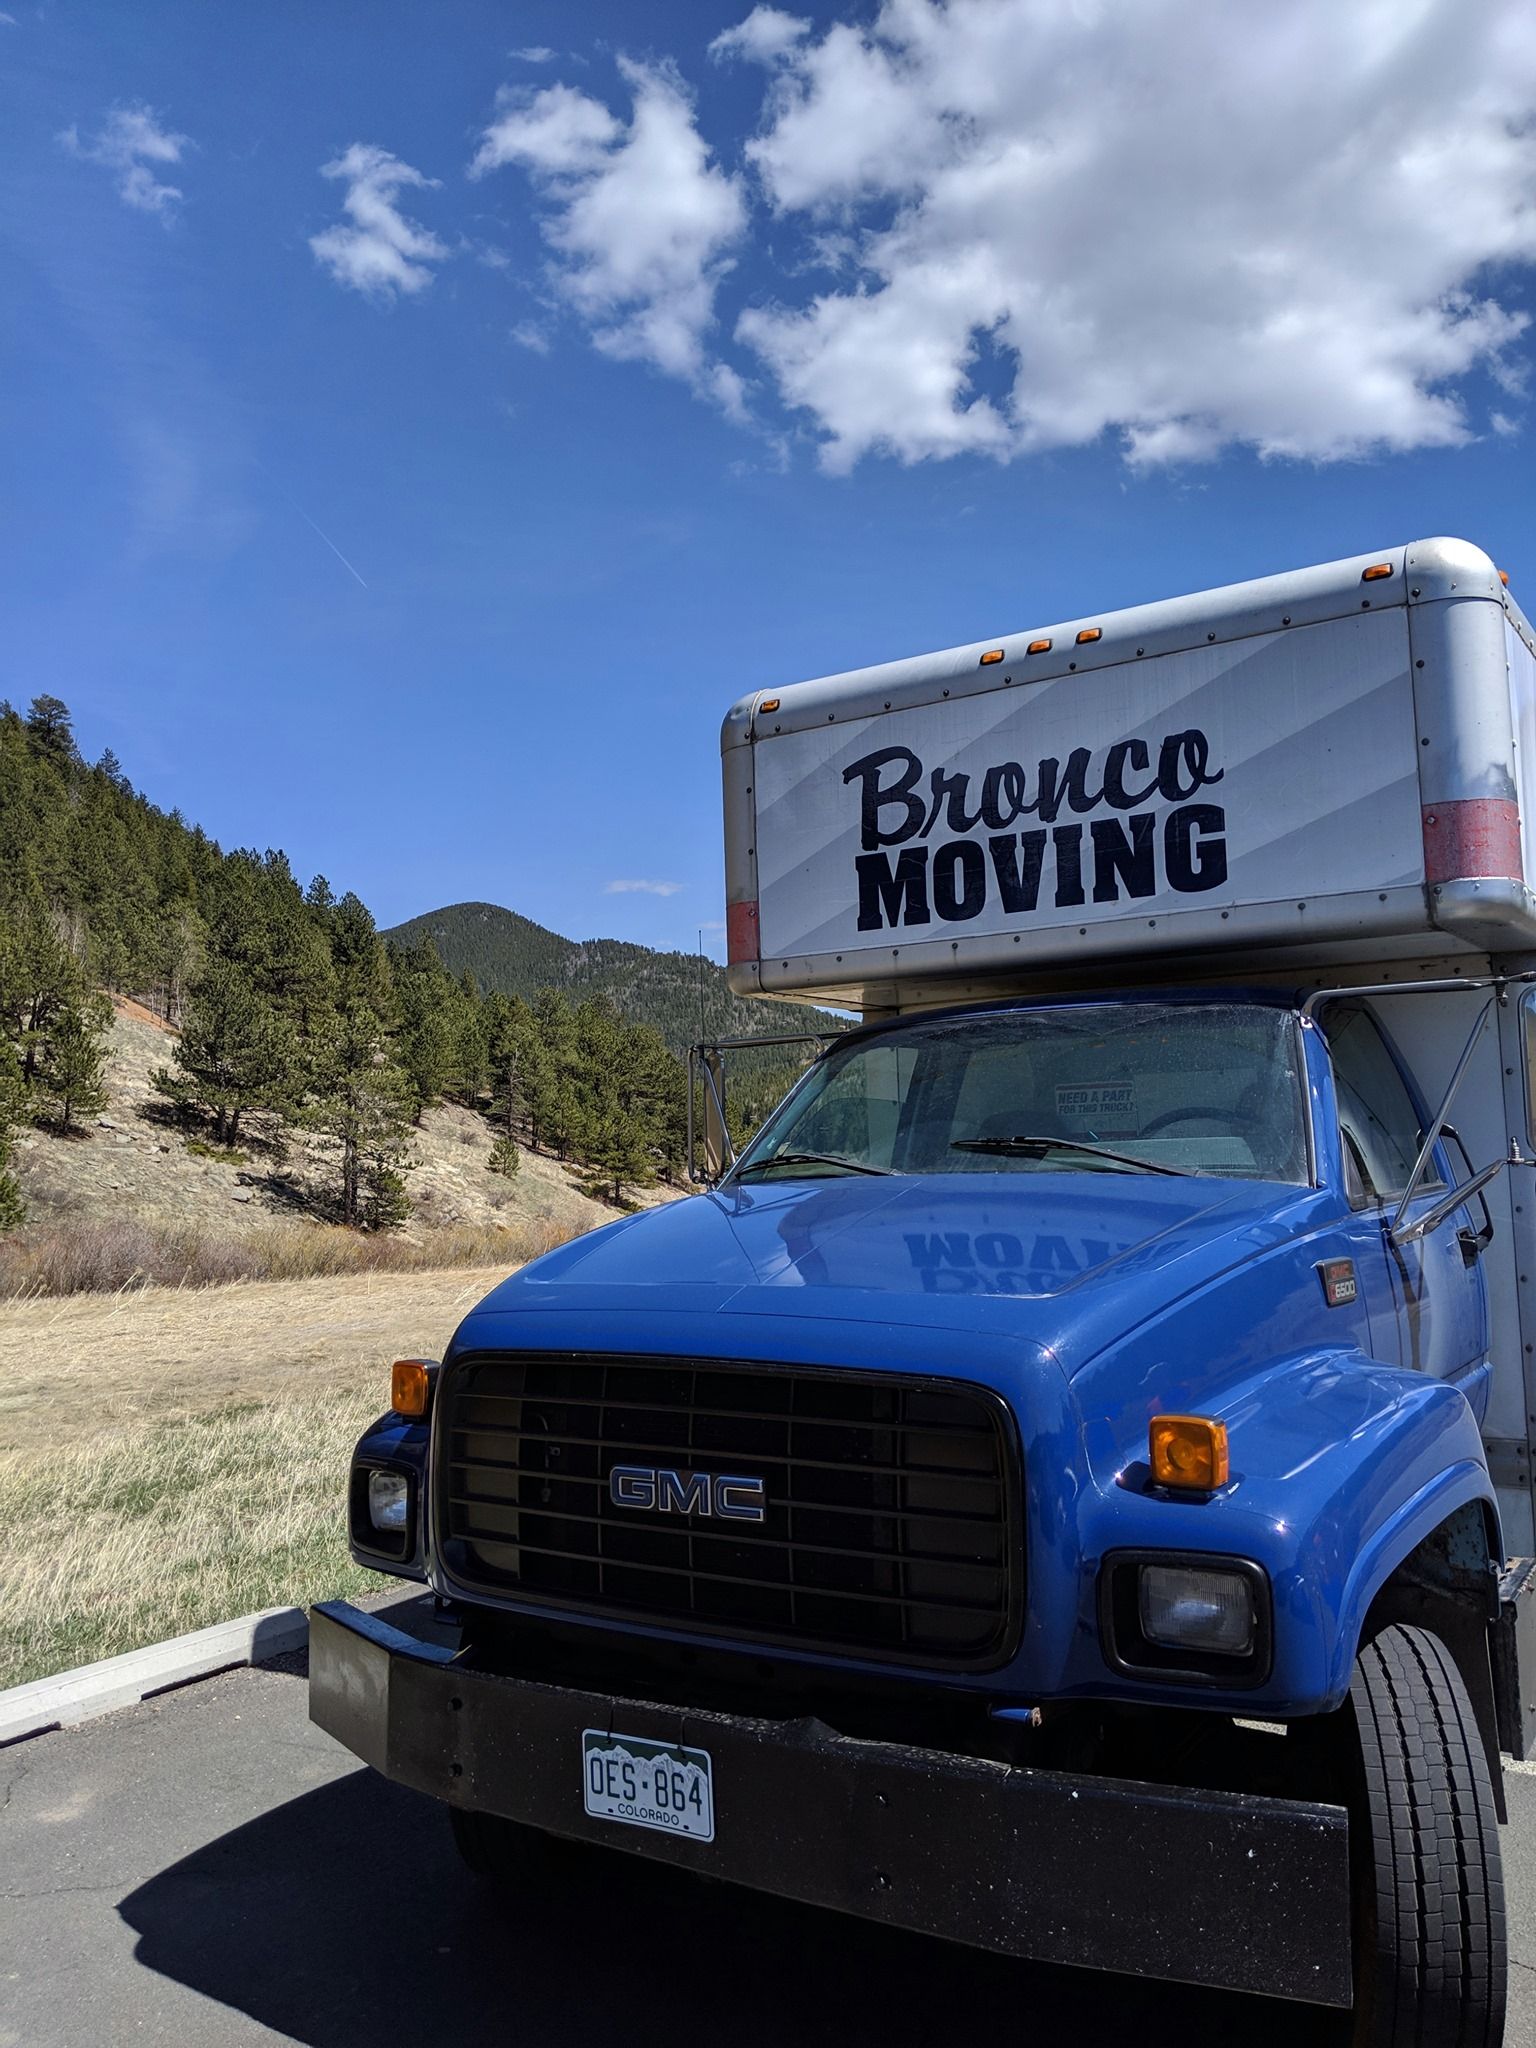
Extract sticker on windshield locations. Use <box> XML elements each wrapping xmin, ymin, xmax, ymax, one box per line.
<box><xmin>1055</xmin><ymin>1083</ymin><xmax>1137</xmax><ymax>1137</ymax></box>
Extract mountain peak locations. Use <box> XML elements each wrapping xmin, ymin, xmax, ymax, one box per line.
<box><xmin>384</xmin><ymin>901</ymin><xmax>827</xmax><ymax>1051</ymax></box>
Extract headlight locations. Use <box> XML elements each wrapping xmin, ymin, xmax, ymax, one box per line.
<box><xmin>1099</xmin><ymin>1550</ymin><xmax>1271</xmax><ymax>1686</ymax></box>
<box><xmin>367</xmin><ymin>1470</ymin><xmax>411</xmax><ymax>1534</ymax></box>
<box><xmin>1139</xmin><ymin>1563</ymin><xmax>1255</xmax><ymax>1656</ymax></box>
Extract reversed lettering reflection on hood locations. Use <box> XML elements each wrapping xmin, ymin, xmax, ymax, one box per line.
<box><xmin>904</xmin><ymin>1229</ymin><xmax>1134</xmax><ymax>1297</ymax></box>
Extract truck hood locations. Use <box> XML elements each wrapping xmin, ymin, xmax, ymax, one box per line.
<box><xmin>464</xmin><ymin>1173</ymin><xmax>1326</xmax><ymax>1377</ymax></box>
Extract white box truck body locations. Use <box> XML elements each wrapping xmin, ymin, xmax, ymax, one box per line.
<box><xmin>724</xmin><ymin>537</ymin><xmax>1536</xmax><ymax>1005</ymax></box>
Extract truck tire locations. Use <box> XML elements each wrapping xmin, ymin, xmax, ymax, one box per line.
<box><xmin>1349</xmin><ymin>1623</ymin><xmax>1506</xmax><ymax>2048</ymax></box>
<box><xmin>448</xmin><ymin>1805</ymin><xmax>594</xmax><ymax>1888</ymax></box>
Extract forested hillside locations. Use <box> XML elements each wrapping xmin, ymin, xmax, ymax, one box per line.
<box><xmin>385</xmin><ymin>900</ymin><xmax>830</xmax><ymax>1051</ymax></box>
<box><xmin>0</xmin><ymin>696</ymin><xmax>812</xmax><ymax>1233</ymax></box>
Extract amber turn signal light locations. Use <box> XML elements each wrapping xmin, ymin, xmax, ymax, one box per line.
<box><xmin>391</xmin><ymin>1359</ymin><xmax>434</xmax><ymax>1418</ymax></box>
<box><xmin>1149</xmin><ymin>1414</ymin><xmax>1229</xmax><ymax>1490</ymax></box>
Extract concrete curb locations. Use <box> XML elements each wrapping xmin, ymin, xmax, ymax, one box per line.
<box><xmin>0</xmin><ymin>1606</ymin><xmax>308</xmax><ymax>1746</ymax></box>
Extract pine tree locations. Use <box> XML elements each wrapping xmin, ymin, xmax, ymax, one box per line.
<box><xmin>391</xmin><ymin>938</ymin><xmax>457</xmax><ymax>1121</ymax></box>
<box><xmin>360</xmin><ymin>1124</ymin><xmax>414</xmax><ymax>1229</ymax></box>
<box><xmin>156</xmin><ymin>958</ymin><xmax>299</xmax><ymax>1145</ymax></box>
<box><xmin>451</xmin><ymin>969</ymin><xmax>489</xmax><ymax>1107</ymax></box>
<box><xmin>572</xmin><ymin>998</ymin><xmax>663</xmax><ymax>1202</ymax></box>
<box><xmin>37</xmin><ymin>992</ymin><xmax>111</xmax><ymax>1134</ymax></box>
<box><xmin>530</xmin><ymin>989</ymin><xmax>580</xmax><ymax>1157</ymax></box>
<box><xmin>9</xmin><ymin>903</ymin><xmax>87</xmax><ymax>1084</ymax></box>
<box><xmin>304</xmin><ymin>894</ymin><xmax>413</xmax><ymax>1227</ymax></box>
<box><xmin>0</xmin><ymin>1038</ymin><xmax>29</xmax><ymax>1229</ymax></box>
<box><xmin>307</xmin><ymin>1035</ymin><xmax>414</xmax><ymax>1226</ymax></box>
<box><xmin>24</xmin><ymin>694</ymin><xmax>77</xmax><ymax>769</ymax></box>
<box><xmin>483</xmin><ymin>990</ymin><xmax>532</xmax><ymax>1140</ymax></box>
<box><xmin>585</xmin><ymin>1107</ymin><xmax>653</xmax><ymax>1205</ymax></box>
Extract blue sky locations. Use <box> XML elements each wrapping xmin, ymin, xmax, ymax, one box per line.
<box><xmin>3</xmin><ymin>0</ymin><xmax>1534</xmax><ymax>953</ymax></box>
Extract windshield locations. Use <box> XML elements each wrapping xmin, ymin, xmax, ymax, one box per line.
<box><xmin>732</xmin><ymin>1002</ymin><xmax>1309</xmax><ymax>1184</ymax></box>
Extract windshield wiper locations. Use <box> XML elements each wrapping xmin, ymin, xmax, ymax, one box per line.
<box><xmin>951</xmin><ymin>1134</ymin><xmax>1194</xmax><ymax>1177</ymax></box>
<box><xmin>734</xmin><ymin>1150</ymin><xmax>895</xmax><ymax>1179</ymax></box>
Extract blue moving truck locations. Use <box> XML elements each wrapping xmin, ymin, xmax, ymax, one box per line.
<box><xmin>311</xmin><ymin>539</ymin><xmax>1536</xmax><ymax>2044</ymax></box>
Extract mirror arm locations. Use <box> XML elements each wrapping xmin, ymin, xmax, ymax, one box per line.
<box><xmin>1390</xmin><ymin>1151</ymin><xmax>1511</xmax><ymax>1249</ymax></box>
<box><xmin>704</xmin><ymin>1057</ymin><xmax>736</xmax><ymax>1175</ymax></box>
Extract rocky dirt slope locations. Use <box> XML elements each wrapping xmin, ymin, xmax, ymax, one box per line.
<box><xmin>10</xmin><ymin>1000</ymin><xmax>649</xmax><ymax>1246</ymax></box>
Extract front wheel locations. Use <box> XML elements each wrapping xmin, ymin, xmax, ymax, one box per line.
<box><xmin>1349</xmin><ymin>1623</ymin><xmax>1506</xmax><ymax>2047</ymax></box>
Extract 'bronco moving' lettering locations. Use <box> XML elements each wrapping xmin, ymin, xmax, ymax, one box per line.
<box><xmin>843</xmin><ymin>729</ymin><xmax>1226</xmax><ymax>930</ymax></box>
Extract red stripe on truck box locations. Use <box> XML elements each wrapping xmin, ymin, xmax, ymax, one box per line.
<box><xmin>727</xmin><ymin>900</ymin><xmax>760</xmax><ymax>964</ymax></box>
<box><xmin>1421</xmin><ymin>798</ymin><xmax>1523</xmax><ymax>884</ymax></box>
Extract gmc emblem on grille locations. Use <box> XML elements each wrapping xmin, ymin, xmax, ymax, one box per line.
<box><xmin>609</xmin><ymin>1465</ymin><xmax>768</xmax><ymax>1523</ymax></box>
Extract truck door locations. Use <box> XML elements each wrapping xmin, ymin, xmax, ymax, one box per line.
<box><xmin>1324</xmin><ymin>1003</ymin><xmax>1488</xmax><ymax>1383</ymax></box>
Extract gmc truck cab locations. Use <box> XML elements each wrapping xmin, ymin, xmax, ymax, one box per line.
<box><xmin>312</xmin><ymin>541</ymin><xmax>1536</xmax><ymax>2046</ymax></box>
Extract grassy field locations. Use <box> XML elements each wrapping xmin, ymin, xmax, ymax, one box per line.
<box><xmin>0</xmin><ymin>1263</ymin><xmax>509</xmax><ymax>1689</ymax></box>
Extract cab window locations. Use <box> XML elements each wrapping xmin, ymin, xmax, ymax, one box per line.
<box><xmin>1325</xmin><ymin>1004</ymin><xmax>1435</xmax><ymax>1205</ymax></box>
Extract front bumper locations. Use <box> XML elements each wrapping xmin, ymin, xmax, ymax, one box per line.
<box><xmin>309</xmin><ymin>1600</ymin><xmax>1353</xmax><ymax>2009</ymax></box>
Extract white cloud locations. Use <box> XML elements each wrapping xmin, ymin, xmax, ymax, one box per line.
<box><xmin>606</xmin><ymin>879</ymin><xmax>684</xmax><ymax>896</ymax></box>
<box><xmin>309</xmin><ymin>144</ymin><xmax>449</xmax><ymax>300</ymax></box>
<box><xmin>59</xmin><ymin>104</ymin><xmax>191</xmax><ymax>217</ymax></box>
<box><xmin>510</xmin><ymin>320</ymin><xmax>552</xmax><ymax>352</ymax></box>
<box><xmin>0</xmin><ymin>13</ymin><xmax>18</xmax><ymax>26</ymax></box>
<box><xmin>710</xmin><ymin>7</ymin><xmax>810</xmax><ymax>65</ymax></box>
<box><xmin>719</xmin><ymin>0</ymin><xmax>1536</xmax><ymax>471</ymax></box>
<box><xmin>469</xmin><ymin>60</ymin><xmax>747</xmax><ymax>403</ymax></box>
<box><xmin>471</xmin><ymin>81</ymin><xmax>619</xmax><ymax>178</ymax></box>
<box><xmin>509</xmin><ymin>45</ymin><xmax>557</xmax><ymax>63</ymax></box>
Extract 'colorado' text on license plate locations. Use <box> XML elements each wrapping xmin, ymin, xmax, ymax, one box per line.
<box><xmin>582</xmin><ymin>1729</ymin><xmax>715</xmax><ymax>1841</ymax></box>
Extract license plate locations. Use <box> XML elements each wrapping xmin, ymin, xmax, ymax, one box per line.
<box><xmin>582</xmin><ymin>1728</ymin><xmax>715</xmax><ymax>1842</ymax></box>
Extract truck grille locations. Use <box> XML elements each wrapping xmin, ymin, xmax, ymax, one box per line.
<box><xmin>436</xmin><ymin>1353</ymin><xmax>1020</xmax><ymax>1670</ymax></box>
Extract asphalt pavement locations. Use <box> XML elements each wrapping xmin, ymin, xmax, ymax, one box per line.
<box><xmin>2</xmin><ymin>1617</ymin><xmax>1533</xmax><ymax>2048</ymax></box>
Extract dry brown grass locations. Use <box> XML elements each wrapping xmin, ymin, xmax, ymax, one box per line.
<box><xmin>0</xmin><ymin>1260</ymin><xmax>510</xmax><ymax>1455</ymax></box>
<box><xmin>0</xmin><ymin>1392</ymin><xmax>384</xmax><ymax>1688</ymax></box>
<box><xmin>0</xmin><ymin>1259</ymin><xmax>519</xmax><ymax>1687</ymax></box>
<box><xmin>0</xmin><ymin>1212</ymin><xmax>573</xmax><ymax>1301</ymax></box>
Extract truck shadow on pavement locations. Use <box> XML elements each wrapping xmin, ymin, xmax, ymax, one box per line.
<box><xmin>117</xmin><ymin>1765</ymin><xmax>1342</xmax><ymax>2048</ymax></box>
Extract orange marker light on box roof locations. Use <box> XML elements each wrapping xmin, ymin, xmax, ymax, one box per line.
<box><xmin>391</xmin><ymin>1359</ymin><xmax>434</xmax><ymax>1418</ymax></box>
<box><xmin>979</xmin><ymin>648</ymin><xmax>1005</xmax><ymax>665</ymax></box>
<box><xmin>1075</xmin><ymin>627</ymin><xmax>1102</xmax><ymax>645</ymax></box>
<box><xmin>1361</xmin><ymin>563</ymin><xmax>1394</xmax><ymax>582</ymax></box>
<box><xmin>1149</xmin><ymin>1414</ymin><xmax>1229</xmax><ymax>1490</ymax></box>
<box><xmin>1027</xmin><ymin>638</ymin><xmax>1053</xmax><ymax>655</ymax></box>
<box><xmin>758</xmin><ymin>696</ymin><xmax>781</xmax><ymax>714</ymax></box>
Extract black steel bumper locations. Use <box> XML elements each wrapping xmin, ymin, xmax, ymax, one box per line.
<box><xmin>308</xmin><ymin>1600</ymin><xmax>1353</xmax><ymax>2009</ymax></box>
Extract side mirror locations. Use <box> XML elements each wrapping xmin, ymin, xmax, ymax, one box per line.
<box><xmin>1441</xmin><ymin>1125</ymin><xmax>1495</xmax><ymax>1262</ymax></box>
